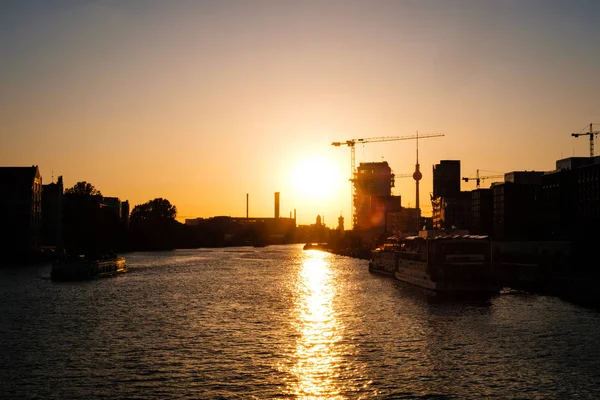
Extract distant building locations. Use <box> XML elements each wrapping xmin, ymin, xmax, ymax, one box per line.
<box><xmin>555</xmin><ymin>157</ymin><xmax>595</xmax><ymax>171</ymax></box>
<box><xmin>470</xmin><ymin>188</ymin><xmax>493</xmax><ymax>235</ymax></box>
<box><xmin>493</xmin><ymin>171</ymin><xmax>545</xmax><ymax>240</ymax></box>
<box><xmin>121</xmin><ymin>200</ymin><xmax>130</xmax><ymax>227</ymax></box>
<box><xmin>353</xmin><ymin>161</ymin><xmax>396</xmax><ymax>229</ymax></box>
<box><xmin>102</xmin><ymin>197</ymin><xmax>122</xmax><ymax>220</ymax></box>
<box><xmin>42</xmin><ymin>175</ymin><xmax>64</xmax><ymax>248</ymax></box>
<box><xmin>337</xmin><ymin>214</ymin><xmax>344</xmax><ymax>231</ymax></box>
<box><xmin>370</xmin><ymin>195</ymin><xmax>402</xmax><ymax>229</ymax></box>
<box><xmin>184</xmin><ymin>215</ymin><xmax>297</xmax><ymax>245</ymax></box>
<box><xmin>431</xmin><ymin>160</ymin><xmax>469</xmax><ymax>230</ymax></box>
<box><xmin>435</xmin><ymin>191</ymin><xmax>471</xmax><ymax>230</ymax></box>
<box><xmin>0</xmin><ymin>166</ymin><xmax>43</xmax><ymax>254</ymax></box>
<box><xmin>101</xmin><ymin>196</ymin><xmax>130</xmax><ymax>226</ymax></box>
<box><xmin>541</xmin><ymin>156</ymin><xmax>600</xmax><ymax>240</ymax></box>
<box><xmin>316</xmin><ymin>214</ymin><xmax>323</xmax><ymax>226</ymax></box>
<box><xmin>542</xmin><ymin>167</ymin><xmax>576</xmax><ymax>240</ymax></box>
<box><xmin>505</xmin><ymin>171</ymin><xmax>544</xmax><ymax>185</ymax></box>
<box><xmin>433</xmin><ymin>160</ymin><xmax>461</xmax><ymax>199</ymax></box>
<box><xmin>386</xmin><ymin>207</ymin><xmax>420</xmax><ymax>237</ymax></box>
<box><xmin>572</xmin><ymin>157</ymin><xmax>600</xmax><ymax>226</ymax></box>
<box><xmin>462</xmin><ymin>158</ymin><xmax>599</xmax><ymax>241</ymax></box>
<box><xmin>185</xmin><ymin>218</ymin><xmax>204</xmax><ymax>226</ymax></box>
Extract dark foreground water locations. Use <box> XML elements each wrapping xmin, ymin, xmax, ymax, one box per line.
<box><xmin>1</xmin><ymin>244</ymin><xmax>600</xmax><ymax>399</ymax></box>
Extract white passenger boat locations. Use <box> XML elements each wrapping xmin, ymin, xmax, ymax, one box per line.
<box><xmin>394</xmin><ymin>234</ymin><xmax>499</xmax><ymax>295</ymax></box>
<box><xmin>369</xmin><ymin>236</ymin><xmax>401</xmax><ymax>276</ymax></box>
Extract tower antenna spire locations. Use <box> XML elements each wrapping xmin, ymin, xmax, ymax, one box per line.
<box><xmin>413</xmin><ymin>131</ymin><xmax>423</xmax><ymax>231</ymax></box>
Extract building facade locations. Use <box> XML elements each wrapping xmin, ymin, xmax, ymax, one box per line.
<box><xmin>433</xmin><ymin>160</ymin><xmax>461</xmax><ymax>199</ymax></box>
<box><xmin>431</xmin><ymin>160</ymin><xmax>468</xmax><ymax>230</ymax></box>
<box><xmin>492</xmin><ymin>172</ymin><xmax>544</xmax><ymax>240</ymax></box>
<box><xmin>102</xmin><ymin>197</ymin><xmax>122</xmax><ymax>220</ymax></box>
<box><xmin>353</xmin><ymin>161</ymin><xmax>395</xmax><ymax>229</ymax></box>
<box><xmin>0</xmin><ymin>166</ymin><xmax>43</xmax><ymax>255</ymax></box>
<box><xmin>386</xmin><ymin>207</ymin><xmax>421</xmax><ymax>237</ymax></box>
<box><xmin>41</xmin><ymin>175</ymin><xmax>64</xmax><ymax>248</ymax></box>
<box><xmin>542</xmin><ymin>157</ymin><xmax>600</xmax><ymax>240</ymax></box>
<box><xmin>470</xmin><ymin>188</ymin><xmax>493</xmax><ymax>235</ymax></box>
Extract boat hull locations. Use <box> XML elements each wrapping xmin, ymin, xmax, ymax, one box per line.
<box><xmin>395</xmin><ymin>258</ymin><xmax>499</xmax><ymax>295</ymax></box>
<box><xmin>369</xmin><ymin>249</ymin><xmax>397</xmax><ymax>275</ymax></box>
<box><xmin>51</xmin><ymin>257</ymin><xmax>127</xmax><ymax>281</ymax></box>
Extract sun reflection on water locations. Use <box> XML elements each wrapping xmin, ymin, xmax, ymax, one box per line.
<box><xmin>289</xmin><ymin>250</ymin><xmax>344</xmax><ymax>399</ymax></box>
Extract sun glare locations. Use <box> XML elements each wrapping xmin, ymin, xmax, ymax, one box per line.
<box><xmin>290</xmin><ymin>156</ymin><xmax>342</xmax><ymax>203</ymax></box>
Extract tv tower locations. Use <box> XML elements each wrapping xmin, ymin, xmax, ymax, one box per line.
<box><xmin>413</xmin><ymin>131</ymin><xmax>423</xmax><ymax>213</ymax></box>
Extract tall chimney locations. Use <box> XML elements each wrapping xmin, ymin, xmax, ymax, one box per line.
<box><xmin>246</xmin><ymin>193</ymin><xmax>249</xmax><ymax>218</ymax></box>
<box><xmin>274</xmin><ymin>192</ymin><xmax>280</xmax><ymax>219</ymax></box>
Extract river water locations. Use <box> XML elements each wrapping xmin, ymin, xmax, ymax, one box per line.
<box><xmin>1</xmin><ymin>244</ymin><xmax>599</xmax><ymax>399</ymax></box>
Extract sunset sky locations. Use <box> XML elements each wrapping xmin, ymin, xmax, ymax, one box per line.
<box><xmin>2</xmin><ymin>0</ymin><xmax>599</xmax><ymax>226</ymax></box>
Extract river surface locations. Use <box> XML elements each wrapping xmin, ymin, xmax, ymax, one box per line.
<box><xmin>1</xmin><ymin>244</ymin><xmax>600</xmax><ymax>399</ymax></box>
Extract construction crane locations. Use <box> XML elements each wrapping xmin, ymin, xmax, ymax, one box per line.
<box><xmin>462</xmin><ymin>169</ymin><xmax>504</xmax><ymax>189</ymax></box>
<box><xmin>332</xmin><ymin>133</ymin><xmax>443</xmax><ymax>179</ymax></box>
<box><xmin>332</xmin><ymin>132</ymin><xmax>444</xmax><ymax>228</ymax></box>
<box><xmin>571</xmin><ymin>123</ymin><xmax>600</xmax><ymax>157</ymax></box>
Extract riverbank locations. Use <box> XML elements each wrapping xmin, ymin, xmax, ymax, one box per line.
<box><xmin>302</xmin><ymin>243</ymin><xmax>371</xmax><ymax>260</ymax></box>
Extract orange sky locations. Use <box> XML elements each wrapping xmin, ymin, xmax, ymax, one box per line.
<box><xmin>1</xmin><ymin>1</ymin><xmax>599</xmax><ymax>226</ymax></box>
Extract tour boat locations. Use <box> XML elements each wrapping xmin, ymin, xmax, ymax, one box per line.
<box><xmin>394</xmin><ymin>234</ymin><xmax>500</xmax><ymax>295</ymax></box>
<box><xmin>369</xmin><ymin>236</ymin><xmax>401</xmax><ymax>276</ymax></box>
<box><xmin>51</xmin><ymin>254</ymin><xmax>127</xmax><ymax>281</ymax></box>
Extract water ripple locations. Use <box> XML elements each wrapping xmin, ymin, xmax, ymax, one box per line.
<box><xmin>1</xmin><ymin>245</ymin><xmax>600</xmax><ymax>399</ymax></box>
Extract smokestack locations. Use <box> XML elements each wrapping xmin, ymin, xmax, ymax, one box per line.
<box><xmin>246</xmin><ymin>193</ymin><xmax>249</xmax><ymax>218</ymax></box>
<box><xmin>294</xmin><ymin>209</ymin><xmax>296</xmax><ymax>221</ymax></box>
<box><xmin>274</xmin><ymin>192</ymin><xmax>280</xmax><ymax>219</ymax></box>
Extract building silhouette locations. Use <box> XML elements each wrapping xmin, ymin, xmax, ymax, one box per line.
<box><xmin>433</xmin><ymin>160</ymin><xmax>461</xmax><ymax>198</ymax></box>
<box><xmin>337</xmin><ymin>214</ymin><xmax>344</xmax><ymax>232</ymax></box>
<box><xmin>492</xmin><ymin>172</ymin><xmax>544</xmax><ymax>240</ymax></box>
<box><xmin>41</xmin><ymin>175</ymin><xmax>64</xmax><ymax>249</ymax></box>
<box><xmin>470</xmin><ymin>187</ymin><xmax>493</xmax><ymax>235</ymax></box>
<box><xmin>431</xmin><ymin>160</ymin><xmax>470</xmax><ymax>230</ymax></box>
<box><xmin>448</xmin><ymin>156</ymin><xmax>600</xmax><ymax>241</ymax></box>
<box><xmin>386</xmin><ymin>207</ymin><xmax>421</xmax><ymax>237</ymax></box>
<box><xmin>121</xmin><ymin>200</ymin><xmax>130</xmax><ymax>227</ymax></box>
<box><xmin>353</xmin><ymin>161</ymin><xmax>401</xmax><ymax>229</ymax></box>
<box><xmin>184</xmin><ymin>192</ymin><xmax>296</xmax><ymax>246</ymax></box>
<box><xmin>0</xmin><ymin>166</ymin><xmax>43</xmax><ymax>256</ymax></box>
<box><xmin>102</xmin><ymin>197</ymin><xmax>122</xmax><ymax>220</ymax></box>
<box><xmin>542</xmin><ymin>156</ymin><xmax>600</xmax><ymax>240</ymax></box>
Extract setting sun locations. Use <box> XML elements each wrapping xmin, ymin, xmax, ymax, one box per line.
<box><xmin>290</xmin><ymin>155</ymin><xmax>345</xmax><ymax>204</ymax></box>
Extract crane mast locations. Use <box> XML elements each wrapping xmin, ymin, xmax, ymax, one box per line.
<box><xmin>332</xmin><ymin>132</ymin><xmax>444</xmax><ymax>229</ymax></box>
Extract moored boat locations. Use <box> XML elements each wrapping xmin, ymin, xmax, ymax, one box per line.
<box><xmin>51</xmin><ymin>254</ymin><xmax>127</xmax><ymax>281</ymax></box>
<box><xmin>369</xmin><ymin>236</ymin><xmax>400</xmax><ymax>275</ymax></box>
<box><xmin>303</xmin><ymin>243</ymin><xmax>329</xmax><ymax>251</ymax></box>
<box><xmin>394</xmin><ymin>234</ymin><xmax>500</xmax><ymax>295</ymax></box>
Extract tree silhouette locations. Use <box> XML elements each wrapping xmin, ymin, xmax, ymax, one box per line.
<box><xmin>63</xmin><ymin>181</ymin><xmax>105</xmax><ymax>256</ymax></box>
<box><xmin>131</xmin><ymin>198</ymin><xmax>177</xmax><ymax>222</ymax></box>
<box><xmin>65</xmin><ymin>181</ymin><xmax>102</xmax><ymax>198</ymax></box>
<box><xmin>129</xmin><ymin>198</ymin><xmax>179</xmax><ymax>250</ymax></box>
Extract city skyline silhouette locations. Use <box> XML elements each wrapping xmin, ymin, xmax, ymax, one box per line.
<box><xmin>1</xmin><ymin>1</ymin><xmax>599</xmax><ymax>225</ymax></box>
